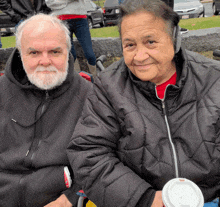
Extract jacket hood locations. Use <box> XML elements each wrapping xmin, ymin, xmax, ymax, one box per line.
<box><xmin>5</xmin><ymin>48</ymin><xmax>75</xmax><ymax>99</ymax></box>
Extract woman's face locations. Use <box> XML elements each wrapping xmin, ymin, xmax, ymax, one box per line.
<box><xmin>121</xmin><ymin>11</ymin><xmax>176</xmax><ymax>85</ymax></box>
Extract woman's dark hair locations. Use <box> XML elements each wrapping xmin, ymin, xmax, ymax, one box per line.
<box><xmin>118</xmin><ymin>0</ymin><xmax>180</xmax><ymax>39</ymax></box>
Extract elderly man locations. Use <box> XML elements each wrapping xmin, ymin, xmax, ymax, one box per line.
<box><xmin>68</xmin><ymin>0</ymin><xmax>220</xmax><ymax>206</ymax></box>
<box><xmin>0</xmin><ymin>14</ymin><xmax>91</xmax><ymax>207</ymax></box>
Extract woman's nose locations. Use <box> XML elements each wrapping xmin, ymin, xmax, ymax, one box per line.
<box><xmin>134</xmin><ymin>46</ymin><xmax>150</xmax><ymax>62</ymax></box>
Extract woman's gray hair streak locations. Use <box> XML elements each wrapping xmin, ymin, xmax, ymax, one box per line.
<box><xmin>118</xmin><ymin>0</ymin><xmax>180</xmax><ymax>40</ymax></box>
<box><xmin>15</xmin><ymin>13</ymin><xmax>71</xmax><ymax>52</ymax></box>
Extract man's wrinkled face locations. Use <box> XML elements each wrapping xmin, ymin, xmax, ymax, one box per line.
<box><xmin>121</xmin><ymin>11</ymin><xmax>176</xmax><ymax>85</ymax></box>
<box><xmin>20</xmin><ymin>20</ymin><xmax>69</xmax><ymax>90</ymax></box>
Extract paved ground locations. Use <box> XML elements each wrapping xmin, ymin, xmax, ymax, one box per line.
<box><xmin>201</xmin><ymin>0</ymin><xmax>213</xmax><ymax>3</ymax></box>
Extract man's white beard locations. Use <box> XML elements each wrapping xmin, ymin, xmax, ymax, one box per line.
<box><xmin>24</xmin><ymin>63</ymin><xmax>68</xmax><ymax>90</ymax></box>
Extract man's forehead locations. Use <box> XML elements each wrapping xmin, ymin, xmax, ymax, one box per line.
<box><xmin>21</xmin><ymin>22</ymin><xmax>65</xmax><ymax>45</ymax></box>
<box><xmin>23</xmin><ymin>19</ymin><xmax>61</xmax><ymax>36</ymax></box>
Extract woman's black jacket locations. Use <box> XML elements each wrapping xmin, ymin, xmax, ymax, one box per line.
<box><xmin>68</xmin><ymin>47</ymin><xmax>220</xmax><ymax>206</ymax></box>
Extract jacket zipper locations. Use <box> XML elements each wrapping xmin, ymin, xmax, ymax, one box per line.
<box><xmin>156</xmin><ymin>85</ymin><xmax>179</xmax><ymax>178</ymax></box>
<box><xmin>18</xmin><ymin>91</ymin><xmax>49</xmax><ymax>206</ymax></box>
<box><xmin>25</xmin><ymin>91</ymin><xmax>49</xmax><ymax>158</ymax></box>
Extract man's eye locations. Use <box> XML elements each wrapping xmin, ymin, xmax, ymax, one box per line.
<box><xmin>30</xmin><ymin>51</ymin><xmax>38</xmax><ymax>55</ymax></box>
<box><xmin>51</xmin><ymin>50</ymin><xmax>61</xmax><ymax>55</ymax></box>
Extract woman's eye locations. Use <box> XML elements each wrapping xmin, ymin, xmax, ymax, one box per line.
<box><xmin>148</xmin><ymin>40</ymin><xmax>155</xmax><ymax>45</ymax></box>
<box><xmin>124</xmin><ymin>43</ymin><xmax>134</xmax><ymax>49</ymax></box>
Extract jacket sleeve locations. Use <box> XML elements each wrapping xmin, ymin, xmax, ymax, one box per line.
<box><xmin>0</xmin><ymin>0</ymin><xmax>12</xmax><ymax>12</ymax></box>
<box><xmin>0</xmin><ymin>0</ymin><xmax>21</xmax><ymax>22</ymax></box>
<box><xmin>67</xmin><ymin>77</ymin><xmax>152</xmax><ymax>207</ymax></box>
<box><xmin>62</xmin><ymin>182</ymin><xmax>81</xmax><ymax>205</ymax></box>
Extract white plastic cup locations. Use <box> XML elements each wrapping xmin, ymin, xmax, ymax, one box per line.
<box><xmin>162</xmin><ymin>178</ymin><xmax>204</xmax><ymax>207</ymax></box>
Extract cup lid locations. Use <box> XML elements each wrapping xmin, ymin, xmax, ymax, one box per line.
<box><xmin>162</xmin><ymin>178</ymin><xmax>204</xmax><ymax>207</ymax></box>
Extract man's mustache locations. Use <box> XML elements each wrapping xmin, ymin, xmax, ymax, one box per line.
<box><xmin>35</xmin><ymin>66</ymin><xmax>58</xmax><ymax>72</ymax></box>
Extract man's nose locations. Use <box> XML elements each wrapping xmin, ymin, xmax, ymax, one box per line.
<box><xmin>39</xmin><ymin>53</ymin><xmax>51</xmax><ymax>66</ymax></box>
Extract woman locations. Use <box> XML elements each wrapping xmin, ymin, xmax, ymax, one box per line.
<box><xmin>68</xmin><ymin>0</ymin><xmax>220</xmax><ymax>206</ymax></box>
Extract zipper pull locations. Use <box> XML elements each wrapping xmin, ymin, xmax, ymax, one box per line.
<box><xmin>41</xmin><ymin>91</ymin><xmax>50</xmax><ymax>114</ymax></box>
<box><xmin>26</xmin><ymin>150</ymin><xmax>30</xmax><ymax>157</ymax></box>
<box><xmin>45</xmin><ymin>91</ymin><xmax>49</xmax><ymax>100</ymax></box>
<box><xmin>162</xmin><ymin>100</ymin><xmax>166</xmax><ymax>115</ymax></box>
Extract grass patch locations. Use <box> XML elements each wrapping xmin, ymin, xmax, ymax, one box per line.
<box><xmin>198</xmin><ymin>51</ymin><xmax>214</xmax><ymax>59</ymax></box>
<box><xmin>1</xmin><ymin>35</ymin><xmax>15</xmax><ymax>48</ymax></box>
<box><xmin>93</xmin><ymin>0</ymin><xmax>105</xmax><ymax>8</ymax></box>
<box><xmin>90</xmin><ymin>25</ymin><xmax>119</xmax><ymax>37</ymax></box>
<box><xmin>179</xmin><ymin>16</ymin><xmax>220</xmax><ymax>30</ymax></box>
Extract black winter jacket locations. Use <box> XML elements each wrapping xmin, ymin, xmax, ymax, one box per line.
<box><xmin>0</xmin><ymin>0</ymin><xmax>51</xmax><ymax>23</ymax></box>
<box><xmin>0</xmin><ymin>49</ymin><xmax>92</xmax><ymax>206</ymax></box>
<box><xmin>68</xmin><ymin>47</ymin><xmax>220</xmax><ymax>207</ymax></box>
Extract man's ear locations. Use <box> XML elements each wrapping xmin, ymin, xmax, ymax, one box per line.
<box><xmin>173</xmin><ymin>26</ymin><xmax>181</xmax><ymax>54</ymax></box>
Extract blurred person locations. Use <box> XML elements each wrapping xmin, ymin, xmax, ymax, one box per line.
<box><xmin>0</xmin><ymin>13</ymin><xmax>91</xmax><ymax>207</ymax></box>
<box><xmin>67</xmin><ymin>0</ymin><xmax>220</xmax><ymax>206</ymax></box>
<box><xmin>46</xmin><ymin>0</ymin><xmax>97</xmax><ymax>76</ymax></box>
<box><xmin>0</xmin><ymin>0</ymin><xmax>51</xmax><ymax>25</ymax></box>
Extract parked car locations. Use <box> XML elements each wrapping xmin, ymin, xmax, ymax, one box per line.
<box><xmin>103</xmin><ymin>0</ymin><xmax>120</xmax><ymax>26</ymax></box>
<box><xmin>213</xmin><ymin>0</ymin><xmax>220</xmax><ymax>15</ymax></box>
<box><xmin>87</xmin><ymin>1</ymin><xmax>105</xmax><ymax>29</ymax></box>
<box><xmin>174</xmin><ymin>0</ymin><xmax>205</xmax><ymax>19</ymax></box>
<box><xmin>0</xmin><ymin>12</ymin><xmax>16</xmax><ymax>36</ymax></box>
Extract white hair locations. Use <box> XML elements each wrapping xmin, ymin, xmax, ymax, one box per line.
<box><xmin>24</xmin><ymin>63</ymin><xmax>69</xmax><ymax>90</ymax></box>
<box><xmin>15</xmin><ymin>13</ymin><xmax>71</xmax><ymax>52</ymax></box>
